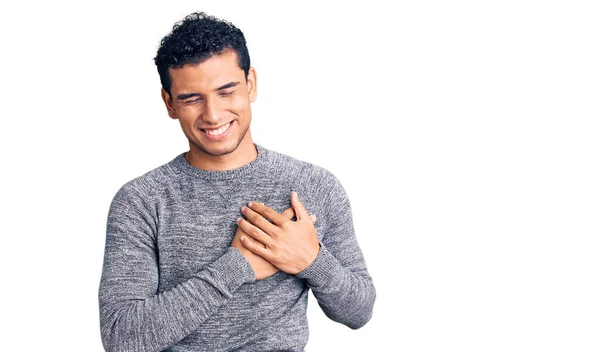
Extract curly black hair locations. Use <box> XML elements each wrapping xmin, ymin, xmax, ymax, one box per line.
<box><xmin>154</xmin><ymin>12</ymin><xmax>251</xmax><ymax>96</ymax></box>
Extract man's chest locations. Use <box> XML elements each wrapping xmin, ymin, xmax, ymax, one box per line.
<box><xmin>154</xmin><ymin>183</ymin><xmax>322</xmax><ymax>287</ymax></box>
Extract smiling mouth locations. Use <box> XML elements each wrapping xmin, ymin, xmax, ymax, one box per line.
<box><xmin>200</xmin><ymin>121</ymin><xmax>233</xmax><ymax>138</ymax></box>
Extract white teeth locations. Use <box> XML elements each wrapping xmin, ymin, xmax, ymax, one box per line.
<box><xmin>205</xmin><ymin>122</ymin><xmax>230</xmax><ymax>136</ymax></box>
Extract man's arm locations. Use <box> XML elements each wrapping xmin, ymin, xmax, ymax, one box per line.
<box><xmin>98</xmin><ymin>183</ymin><xmax>255</xmax><ymax>352</ymax></box>
<box><xmin>237</xmin><ymin>176</ymin><xmax>376</xmax><ymax>330</ymax></box>
<box><xmin>295</xmin><ymin>175</ymin><xmax>376</xmax><ymax>329</ymax></box>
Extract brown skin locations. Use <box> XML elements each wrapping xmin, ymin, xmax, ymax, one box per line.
<box><xmin>237</xmin><ymin>192</ymin><xmax>320</xmax><ymax>275</ymax></box>
<box><xmin>231</xmin><ymin>206</ymin><xmax>318</xmax><ymax>280</ymax></box>
<box><xmin>160</xmin><ymin>50</ymin><xmax>319</xmax><ymax>280</ymax></box>
<box><xmin>160</xmin><ymin>50</ymin><xmax>258</xmax><ymax>171</ymax></box>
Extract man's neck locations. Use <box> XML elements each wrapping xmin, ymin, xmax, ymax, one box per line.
<box><xmin>184</xmin><ymin>137</ymin><xmax>258</xmax><ymax>172</ymax></box>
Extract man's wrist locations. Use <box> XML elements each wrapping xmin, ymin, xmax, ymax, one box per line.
<box><xmin>296</xmin><ymin>242</ymin><xmax>339</xmax><ymax>287</ymax></box>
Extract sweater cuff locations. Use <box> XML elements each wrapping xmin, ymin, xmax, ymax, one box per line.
<box><xmin>296</xmin><ymin>242</ymin><xmax>340</xmax><ymax>287</ymax></box>
<box><xmin>204</xmin><ymin>247</ymin><xmax>256</xmax><ymax>293</ymax></box>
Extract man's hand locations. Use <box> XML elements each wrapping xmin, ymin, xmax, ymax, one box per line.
<box><xmin>236</xmin><ymin>192</ymin><xmax>320</xmax><ymax>275</ymax></box>
<box><xmin>231</xmin><ymin>205</ymin><xmax>316</xmax><ymax>280</ymax></box>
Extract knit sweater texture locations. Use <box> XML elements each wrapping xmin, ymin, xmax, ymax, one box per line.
<box><xmin>98</xmin><ymin>143</ymin><xmax>376</xmax><ymax>352</ymax></box>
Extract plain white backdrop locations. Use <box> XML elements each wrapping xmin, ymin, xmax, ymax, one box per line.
<box><xmin>1</xmin><ymin>1</ymin><xmax>599</xmax><ymax>351</ymax></box>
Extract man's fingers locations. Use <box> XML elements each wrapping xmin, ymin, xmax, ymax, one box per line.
<box><xmin>284</xmin><ymin>209</ymin><xmax>316</xmax><ymax>223</ymax></box>
<box><xmin>240</xmin><ymin>233</ymin><xmax>270</xmax><ymax>256</ymax></box>
<box><xmin>291</xmin><ymin>191</ymin><xmax>310</xmax><ymax>221</ymax></box>
<box><xmin>241</xmin><ymin>205</ymin><xmax>279</xmax><ymax>235</ymax></box>
<box><xmin>236</xmin><ymin>218</ymin><xmax>273</xmax><ymax>248</ymax></box>
<box><xmin>247</xmin><ymin>202</ymin><xmax>287</xmax><ymax>227</ymax></box>
<box><xmin>281</xmin><ymin>207</ymin><xmax>295</xmax><ymax>220</ymax></box>
<box><xmin>256</xmin><ymin>205</ymin><xmax>316</xmax><ymax>223</ymax></box>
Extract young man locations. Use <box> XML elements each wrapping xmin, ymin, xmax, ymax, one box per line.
<box><xmin>98</xmin><ymin>11</ymin><xmax>375</xmax><ymax>352</ymax></box>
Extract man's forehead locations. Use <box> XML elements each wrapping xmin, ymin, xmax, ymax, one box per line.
<box><xmin>168</xmin><ymin>65</ymin><xmax>243</xmax><ymax>93</ymax></box>
<box><xmin>169</xmin><ymin>54</ymin><xmax>244</xmax><ymax>90</ymax></box>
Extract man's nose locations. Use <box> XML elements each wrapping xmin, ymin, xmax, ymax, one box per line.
<box><xmin>202</xmin><ymin>97</ymin><xmax>221</xmax><ymax>124</ymax></box>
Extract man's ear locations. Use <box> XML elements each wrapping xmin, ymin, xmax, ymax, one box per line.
<box><xmin>161</xmin><ymin>87</ymin><xmax>178</xmax><ymax>119</ymax></box>
<box><xmin>247</xmin><ymin>67</ymin><xmax>257</xmax><ymax>103</ymax></box>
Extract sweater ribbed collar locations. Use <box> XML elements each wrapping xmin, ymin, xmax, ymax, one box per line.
<box><xmin>170</xmin><ymin>143</ymin><xmax>270</xmax><ymax>181</ymax></box>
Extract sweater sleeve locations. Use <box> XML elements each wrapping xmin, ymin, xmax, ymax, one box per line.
<box><xmin>98</xmin><ymin>183</ymin><xmax>255</xmax><ymax>352</ymax></box>
<box><xmin>296</xmin><ymin>174</ymin><xmax>376</xmax><ymax>329</ymax></box>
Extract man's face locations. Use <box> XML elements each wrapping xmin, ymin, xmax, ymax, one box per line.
<box><xmin>161</xmin><ymin>50</ymin><xmax>257</xmax><ymax>157</ymax></box>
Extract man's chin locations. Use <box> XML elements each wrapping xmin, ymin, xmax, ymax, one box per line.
<box><xmin>194</xmin><ymin>140</ymin><xmax>240</xmax><ymax>157</ymax></box>
<box><xmin>203</xmin><ymin>148</ymin><xmax>235</xmax><ymax>157</ymax></box>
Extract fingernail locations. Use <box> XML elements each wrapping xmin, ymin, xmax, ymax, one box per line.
<box><xmin>248</xmin><ymin>201</ymin><xmax>253</xmax><ymax>207</ymax></box>
<box><xmin>241</xmin><ymin>206</ymin><xmax>246</xmax><ymax>212</ymax></box>
<box><xmin>236</xmin><ymin>217</ymin><xmax>242</xmax><ymax>223</ymax></box>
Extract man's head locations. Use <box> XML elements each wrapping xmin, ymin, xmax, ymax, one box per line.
<box><xmin>154</xmin><ymin>12</ymin><xmax>257</xmax><ymax>159</ymax></box>
<box><xmin>154</xmin><ymin>12</ymin><xmax>251</xmax><ymax>97</ymax></box>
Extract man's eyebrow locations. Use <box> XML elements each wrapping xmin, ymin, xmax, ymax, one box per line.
<box><xmin>176</xmin><ymin>93</ymin><xmax>201</xmax><ymax>101</ymax></box>
<box><xmin>216</xmin><ymin>81</ymin><xmax>240</xmax><ymax>91</ymax></box>
<box><xmin>176</xmin><ymin>81</ymin><xmax>240</xmax><ymax>101</ymax></box>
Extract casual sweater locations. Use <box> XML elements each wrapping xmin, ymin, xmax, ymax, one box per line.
<box><xmin>98</xmin><ymin>143</ymin><xmax>376</xmax><ymax>352</ymax></box>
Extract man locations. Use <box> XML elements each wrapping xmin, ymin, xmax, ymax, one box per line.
<box><xmin>98</xmin><ymin>11</ymin><xmax>375</xmax><ymax>352</ymax></box>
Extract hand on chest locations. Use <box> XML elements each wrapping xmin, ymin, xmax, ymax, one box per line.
<box><xmin>158</xmin><ymin>184</ymin><xmax>321</xmax><ymax>269</ymax></box>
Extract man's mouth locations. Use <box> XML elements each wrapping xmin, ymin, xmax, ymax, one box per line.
<box><xmin>201</xmin><ymin>121</ymin><xmax>232</xmax><ymax>138</ymax></box>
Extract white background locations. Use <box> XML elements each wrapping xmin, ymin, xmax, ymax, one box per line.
<box><xmin>1</xmin><ymin>1</ymin><xmax>599</xmax><ymax>351</ymax></box>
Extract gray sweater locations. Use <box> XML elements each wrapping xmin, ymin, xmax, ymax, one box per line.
<box><xmin>98</xmin><ymin>143</ymin><xmax>376</xmax><ymax>352</ymax></box>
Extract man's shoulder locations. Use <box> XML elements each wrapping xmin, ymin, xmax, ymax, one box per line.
<box><xmin>265</xmin><ymin>146</ymin><xmax>337</xmax><ymax>179</ymax></box>
<box><xmin>263</xmin><ymin>145</ymin><xmax>342</xmax><ymax>190</ymax></box>
<box><xmin>112</xmin><ymin>154</ymin><xmax>179</xmax><ymax>200</ymax></box>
